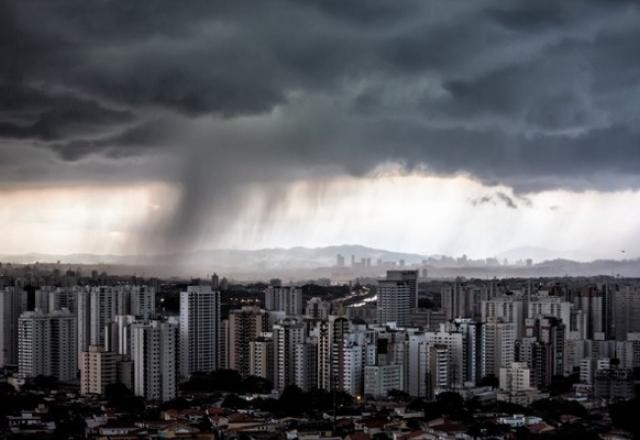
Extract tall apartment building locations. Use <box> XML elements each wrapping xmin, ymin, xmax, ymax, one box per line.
<box><xmin>264</xmin><ymin>286</ymin><xmax>303</xmax><ymax>316</ymax></box>
<box><xmin>407</xmin><ymin>333</ymin><xmax>430</xmax><ymax>397</ymax></box>
<box><xmin>34</xmin><ymin>286</ymin><xmax>53</xmax><ymax>312</ymax></box>
<box><xmin>105</xmin><ymin>314</ymin><xmax>136</xmax><ymax>355</ymax></box>
<box><xmin>0</xmin><ymin>287</ymin><xmax>27</xmax><ymax>367</ymax></box>
<box><xmin>305</xmin><ymin>297</ymin><xmax>331</xmax><ymax>320</ymax></box>
<box><xmin>179</xmin><ymin>285</ymin><xmax>220</xmax><ymax>377</ymax></box>
<box><xmin>527</xmin><ymin>294</ymin><xmax>573</xmax><ymax>340</ymax></box>
<box><xmin>77</xmin><ymin>288</ymin><xmax>91</xmax><ymax>355</ymax></box>
<box><xmin>441</xmin><ymin>282</ymin><xmax>490</xmax><ymax>321</ymax></box>
<box><xmin>342</xmin><ymin>340</ymin><xmax>365</xmax><ymax>397</ymax></box>
<box><xmin>482</xmin><ymin>295</ymin><xmax>525</xmax><ymax>339</ymax></box>
<box><xmin>89</xmin><ymin>287</ymin><xmax>116</xmax><ymax>346</ymax></box>
<box><xmin>114</xmin><ymin>286</ymin><xmax>131</xmax><ymax>315</ymax></box>
<box><xmin>364</xmin><ymin>364</ymin><xmax>404</xmax><ymax>398</ymax></box>
<box><xmin>48</xmin><ymin>287</ymin><xmax>79</xmax><ymax>314</ymax></box>
<box><xmin>424</xmin><ymin>326</ymin><xmax>464</xmax><ymax>390</ymax></box>
<box><xmin>273</xmin><ymin>318</ymin><xmax>305</xmax><ymax>392</ymax></box>
<box><xmin>227</xmin><ymin>306</ymin><xmax>268</xmax><ymax>377</ymax></box>
<box><xmin>330</xmin><ymin>316</ymin><xmax>351</xmax><ymax>392</ymax></box>
<box><xmin>317</xmin><ymin>321</ymin><xmax>331</xmax><ymax>390</ymax></box>
<box><xmin>573</xmin><ymin>287</ymin><xmax>605</xmax><ymax>339</ymax></box>
<box><xmin>131</xmin><ymin>286</ymin><xmax>156</xmax><ymax>320</ymax></box>
<box><xmin>428</xmin><ymin>344</ymin><xmax>450</xmax><ymax>399</ymax></box>
<box><xmin>406</xmin><ymin>326</ymin><xmax>465</xmax><ymax>397</ymax></box>
<box><xmin>131</xmin><ymin>320</ymin><xmax>178</xmax><ymax>402</ymax></box>
<box><xmin>448</xmin><ymin>319</ymin><xmax>484</xmax><ymax>385</ymax></box>
<box><xmin>482</xmin><ymin>318</ymin><xmax>515</xmax><ymax>379</ymax></box>
<box><xmin>80</xmin><ymin>345</ymin><xmax>117</xmax><ymax>395</ymax></box>
<box><xmin>377</xmin><ymin>270</ymin><xmax>418</xmax><ymax>326</ymax></box>
<box><xmin>524</xmin><ymin>316</ymin><xmax>565</xmax><ymax>387</ymax></box>
<box><xmin>249</xmin><ymin>335</ymin><xmax>274</xmax><ymax>382</ymax></box>
<box><xmin>613</xmin><ymin>285</ymin><xmax>640</xmax><ymax>340</ymax></box>
<box><xmin>499</xmin><ymin>362</ymin><xmax>532</xmax><ymax>393</ymax></box>
<box><xmin>294</xmin><ymin>338</ymin><xmax>318</xmax><ymax>391</ymax></box>
<box><xmin>18</xmin><ymin>309</ymin><xmax>77</xmax><ymax>381</ymax></box>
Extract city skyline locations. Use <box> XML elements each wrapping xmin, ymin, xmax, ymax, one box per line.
<box><xmin>3</xmin><ymin>1</ymin><xmax>640</xmax><ymax>437</ymax></box>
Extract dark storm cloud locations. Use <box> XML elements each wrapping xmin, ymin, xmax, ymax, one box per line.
<box><xmin>2</xmin><ymin>0</ymin><xmax>640</xmax><ymax>249</ymax></box>
<box><xmin>471</xmin><ymin>193</ymin><xmax>516</xmax><ymax>209</ymax></box>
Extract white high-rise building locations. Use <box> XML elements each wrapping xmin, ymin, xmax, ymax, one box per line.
<box><xmin>441</xmin><ymin>282</ymin><xmax>490</xmax><ymax>321</ymax></box>
<box><xmin>179</xmin><ymin>285</ymin><xmax>220</xmax><ymax>377</ymax></box>
<box><xmin>364</xmin><ymin>364</ymin><xmax>403</xmax><ymax>398</ymax></box>
<box><xmin>429</xmin><ymin>344</ymin><xmax>450</xmax><ymax>399</ymax></box>
<box><xmin>131</xmin><ymin>320</ymin><xmax>178</xmax><ymax>402</ymax></box>
<box><xmin>273</xmin><ymin>318</ymin><xmax>305</xmax><ymax>392</ymax></box>
<box><xmin>342</xmin><ymin>340</ymin><xmax>364</xmax><ymax>397</ymax></box>
<box><xmin>482</xmin><ymin>295</ymin><xmax>525</xmax><ymax>339</ymax></box>
<box><xmin>527</xmin><ymin>294</ymin><xmax>573</xmax><ymax>340</ymax></box>
<box><xmin>264</xmin><ymin>286</ymin><xmax>303</xmax><ymax>316</ymax></box>
<box><xmin>18</xmin><ymin>309</ymin><xmax>77</xmax><ymax>381</ymax></box>
<box><xmin>105</xmin><ymin>315</ymin><xmax>136</xmax><ymax>355</ymax></box>
<box><xmin>377</xmin><ymin>270</ymin><xmax>418</xmax><ymax>326</ymax></box>
<box><xmin>0</xmin><ymin>287</ymin><xmax>27</xmax><ymax>367</ymax></box>
<box><xmin>447</xmin><ymin>319</ymin><xmax>484</xmax><ymax>385</ymax></box>
<box><xmin>425</xmin><ymin>326</ymin><xmax>464</xmax><ymax>390</ymax></box>
<box><xmin>405</xmin><ymin>326</ymin><xmax>465</xmax><ymax>397</ymax></box>
<box><xmin>499</xmin><ymin>362</ymin><xmax>532</xmax><ymax>393</ymax></box>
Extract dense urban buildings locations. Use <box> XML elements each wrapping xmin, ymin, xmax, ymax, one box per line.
<box><xmin>2</xmin><ymin>266</ymin><xmax>640</xmax><ymax>437</ymax></box>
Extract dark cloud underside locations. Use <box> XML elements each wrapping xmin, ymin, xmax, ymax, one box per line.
<box><xmin>1</xmin><ymin>0</ymin><xmax>640</xmax><ymax>248</ymax></box>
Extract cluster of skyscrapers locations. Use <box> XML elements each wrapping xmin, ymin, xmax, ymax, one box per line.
<box><xmin>2</xmin><ymin>271</ymin><xmax>640</xmax><ymax>405</ymax></box>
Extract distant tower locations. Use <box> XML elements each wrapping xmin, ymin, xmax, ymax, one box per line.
<box><xmin>336</xmin><ymin>254</ymin><xmax>345</xmax><ymax>267</ymax></box>
<box><xmin>211</xmin><ymin>273</ymin><xmax>219</xmax><ymax>290</ymax></box>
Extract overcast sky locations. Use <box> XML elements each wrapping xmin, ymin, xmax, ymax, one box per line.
<box><xmin>2</xmin><ymin>0</ymin><xmax>640</xmax><ymax>260</ymax></box>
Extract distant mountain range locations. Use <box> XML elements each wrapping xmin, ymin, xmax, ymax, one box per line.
<box><xmin>0</xmin><ymin>244</ymin><xmax>426</xmax><ymax>268</ymax></box>
<box><xmin>1</xmin><ymin>245</ymin><xmax>639</xmax><ymax>279</ymax></box>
